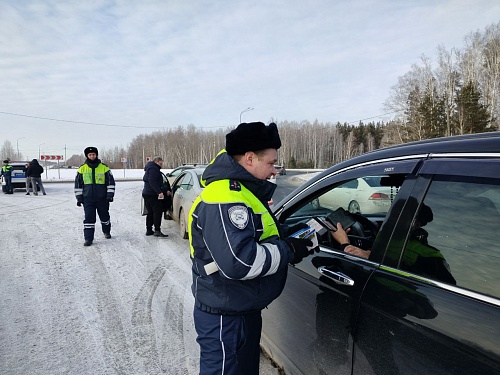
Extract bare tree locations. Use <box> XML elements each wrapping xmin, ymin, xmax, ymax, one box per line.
<box><xmin>0</xmin><ymin>140</ymin><xmax>16</xmax><ymax>161</ymax></box>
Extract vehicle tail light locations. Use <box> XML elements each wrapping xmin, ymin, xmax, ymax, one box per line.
<box><xmin>369</xmin><ymin>192</ymin><xmax>389</xmax><ymax>200</ymax></box>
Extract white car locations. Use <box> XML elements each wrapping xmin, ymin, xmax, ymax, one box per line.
<box><xmin>167</xmin><ymin>168</ymin><xmax>205</xmax><ymax>239</ymax></box>
<box><xmin>312</xmin><ymin>176</ymin><xmax>395</xmax><ymax>214</ymax></box>
<box><xmin>165</xmin><ymin>163</ymin><xmax>208</xmax><ymax>186</ymax></box>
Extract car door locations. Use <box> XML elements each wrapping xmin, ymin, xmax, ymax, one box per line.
<box><xmin>171</xmin><ymin>173</ymin><xmax>190</xmax><ymax>221</ymax></box>
<box><xmin>354</xmin><ymin>158</ymin><xmax>500</xmax><ymax>374</ymax></box>
<box><xmin>261</xmin><ymin>159</ymin><xmax>421</xmax><ymax>375</ymax></box>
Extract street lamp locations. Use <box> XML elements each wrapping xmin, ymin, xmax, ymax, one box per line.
<box><xmin>239</xmin><ymin>107</ymin><xmax>254</xmax><ymax>123</ymax></box>
<box><xmin>39</xmin><ymin>143</ymin><xmax>45</xmax><ymax>159</ymax></box>
<box><xmin>16</xmin><ymin>137</ymin><xmax>26</xmax><ymax>160</ymax></box>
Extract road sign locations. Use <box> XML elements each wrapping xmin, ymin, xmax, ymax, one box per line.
<box><xmin>40</xmin><ymin>155</ymin><xmax>64</xmax><ymax>160</ymax></box>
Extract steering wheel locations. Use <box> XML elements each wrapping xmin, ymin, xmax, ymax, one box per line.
<box><xmin>349</xmin><ymin>213</ymin><xmax>379</xmax><ymax>238</ymax></box>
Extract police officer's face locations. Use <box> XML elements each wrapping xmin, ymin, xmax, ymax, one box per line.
<box><xmin>87</xmin><ymin>152</ymin><xmax>97</xmax><ymax>161</ymax></box>
<box><xmin>246</xmin><ymin>148</ymin><xmax>278</xmax><ymax>180</ymax></box>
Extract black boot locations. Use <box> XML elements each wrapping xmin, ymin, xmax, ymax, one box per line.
<box><xmin>145</xmin><ymin>229</ymin><xmax>155</xmax><ymax>236</ymax></box>
<box><xmin>104</xmin><ymin>233</ymin><xmax>111</xmax><ymax>239</ymax></box>
<box><xmin>84</xmin><ymin>240</ymin><xmax>93</xmax><ymax>246</ymax></box>
<box><xmin>154</xmin><ymin>230</ymin><xmax>168</xmax><ymax>238</ymax></box>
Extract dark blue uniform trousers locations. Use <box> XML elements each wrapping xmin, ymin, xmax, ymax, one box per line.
<box><xmin>83</xmin><ymin>200</ymin><xmax>111</xmax><ymax>241</ymax></box>
<box><xmin>194</xmin><ymin>306</ymin><xmax>262</xmax><ymax>375</ymax></box>
<box><xmin>4</xmin><ymin>175</ymin><xmax>13</xmax><ymax>193</ymax></box>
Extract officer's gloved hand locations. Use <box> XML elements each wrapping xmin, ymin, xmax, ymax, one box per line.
<box><xmin>285</xmin><ymin>222</ymin><xmax>309</xmax><ymax>237</ymax></box>
<box><xmin>77</xmin><ymin>200</ymin><xmax>83</xmax><ymax>207</ymax></box>
<box><xmin>285</xmin><ymin>237</ymin><xmax>313</xmax><ymax>264</ymax></box>
<box><xmin>107</xmin><ymin>197</ymin><xmax>113</xmax><ymax>203</ymax></box>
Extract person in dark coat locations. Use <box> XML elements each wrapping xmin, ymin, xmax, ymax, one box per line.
<box><xmin>27</xmin><ymin>159</ymin><xmax>46</xmax><ymax>195</ymax></box>
<box><xmin>142</xmin><ymin>156</ymin><xmax>172</xmax><ymax>237</ymax></box>
<box><xmin>24</xmin><ymin>161</ymin><xmax>31</xmax><ymax>195</ymax></box>
<box><xmin>74</xmin><ymin>147</ymin><xmax>115</xmax><ymax>246</ymax></box>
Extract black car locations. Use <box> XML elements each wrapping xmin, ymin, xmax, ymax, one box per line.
<box><xmin>262</xmin><ymin>132</ymin><xmax>500</xmax><ymax>375</ymax></box>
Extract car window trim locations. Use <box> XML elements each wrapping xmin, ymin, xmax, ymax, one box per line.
<box><xmin>318</xmin><ymin>245</ymin><xmax>380</xmax><ymax>266</ymax></box>
<box><xmin>429</xmin><ymin>152</ymin><xmax>500</xmax><ymax>158</ymax></box>
<box><xmin>379</xmin><ymin>265</ymin><xmax>500</xmax><ymax>308</ymax></box>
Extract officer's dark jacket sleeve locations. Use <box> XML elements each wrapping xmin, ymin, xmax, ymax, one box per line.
<box><xmin>193</xmin><ymin>201</ymin><xmax>292</xmax><ymax>280</ymax></box>
<box><xmin>105</xmin><ymin>169</ymin><xmax>115</xmax><ymax>199</ymax></box>
<box><xmin>75</xmin><ymin>171</ymin><xmax>84</xmax><ymax>202</ymax></box>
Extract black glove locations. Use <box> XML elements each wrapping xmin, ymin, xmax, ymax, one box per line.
<box><xmin>285</xmin><ymin>222</ymin><xmax>309</xmax><ymax>237</ymax></box>
<box><xmin>285</xmin><ymin>237</ymin><xmax>314</xmax><ymax>264</ymax></box>
<box><xmin>77</xmin><ymin>201</ymin><xmax>82</xmax><ymax>207</ymax></box>
<box><xmin>107</xmin><ymin>197</ymin><xmax>113</xmax><ymax>202</ymax></box>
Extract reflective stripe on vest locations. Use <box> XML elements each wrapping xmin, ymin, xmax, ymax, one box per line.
<box><xmin>188</xmin><ymin>179</ymin><xmax>279</xmax><ymax>257</ymax></box>
<box><xmin>77</xmin><ymin>163</ymin><xmax>109</xmax><ymax>184</ymax></box>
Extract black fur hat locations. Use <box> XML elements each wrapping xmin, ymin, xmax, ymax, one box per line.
<box><xmin>226</xmin><ymin>122</ymin><xmax>281</xmax><ymax>156</ymax></box>
<box><xmin>84</xmin><ymin>146</ymin><xmax>98</xmax><ymax>158</ymax></box>
<box><xmin>417</xmin><ymin>204</ymin><xmax>433</xmax><ymax>226</ymax></box>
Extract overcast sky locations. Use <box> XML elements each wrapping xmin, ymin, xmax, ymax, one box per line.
<box><xmin>1</xmin><ymin>0</ymin><xmax>499</xmax><ymax>159</ymax></box>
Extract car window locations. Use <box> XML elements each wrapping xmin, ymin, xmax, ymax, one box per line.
<box><xmin>196</xmin><ymin>173</ymin><xmax>203</xmax><ymax>185</ymax></box>
<box><xmin>170</xmin><ymin>168</ymin><xmax>184</xmax><ymax>178</ymax></box>
<box><xmin>338</xmin><ymin>179</ymin><xmax>358</xmax><ymax>189</ymax></box>
<box><xmin>400</xmin><ymin>175</ymin><xmax>500</xmax><ymax>298</ymax></box>
<box><xmin>305</xmin><ymin>175</ymin><xmax>398</xmax><ymax>216</ymax></box>
<box><xmin>173</xmin><ymin>174</ymin><xmax>186</xmax><ymax>190</ymax></box>
<box><xmin>180</xmin><ymin>173</ymin><xmax>193</xmax><ymax>190</ymax></box>
<box><xmin>286</xmin><ymin>174</ymin><xmax>404</xmax><ymax>252</ymax></box>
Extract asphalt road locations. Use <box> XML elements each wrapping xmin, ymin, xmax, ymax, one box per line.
<box><xmin>272</xmin><ymin>170</ymin><xmax>316</xmax><ymax>205</ymax></box>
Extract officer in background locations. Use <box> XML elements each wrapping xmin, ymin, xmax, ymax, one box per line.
<box><xmin>1</xmin><ymin>159</ymin><xmax>13</xmax><ymax>194</ymax></box>
<box><xmin>189</xmin><ymin>122</ymin><xmax>313</xmax><ymax>375</ymax></box>
<box><xmin>74</xmin><ymin>147</ymin><xmax>115</xmax><ymax>246</ymax></box>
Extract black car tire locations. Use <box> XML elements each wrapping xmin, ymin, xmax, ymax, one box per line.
<box><xmin>348</xmin><ymin>200</ymin><xmax>361</xmax><ymax>214</ymax></box>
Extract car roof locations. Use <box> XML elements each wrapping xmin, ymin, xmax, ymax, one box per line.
<box><xmin>182</xmin><ymin>163</ymin><xmax>207</xmax><ymax>167</ymax></box>
<box><xmin>186</xmin><ymin>167</ymin><xmax>206</xmax><ymax>175</ymax></box>
<box><xmin>172</xmin><ymin>167</ymin><xmax>206</xmax><ymax>184</ymax></box>
<box><xmin>6</xmin><ymin>161</ymin><xmax>29</xmax><ymax>167</ymax></box>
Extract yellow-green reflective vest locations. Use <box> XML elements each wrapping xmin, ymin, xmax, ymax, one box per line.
<box><xmin>77</xmin><ymin>163</ymin><xmax>109</xmax><ymax>184</ymax></box>
<box><xmin>189</xmin><ymin>179</ymin><xmax>279</xmax><ymax>257</ymax></box>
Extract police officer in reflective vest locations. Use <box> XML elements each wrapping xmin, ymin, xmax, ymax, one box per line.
<box><xmin>189</xmin><ymin>122</ymin><xmax>313</xmax><ymax>375</ymax></box>
<box><xmin>74</xmin><ymin>147</ymin><xmax>115</xmax><ymax>246</ymax></box>
<box><xmin>1</xmin><ymin>159</ymin><xmax>13</xmax><ymax>194</ymax></box>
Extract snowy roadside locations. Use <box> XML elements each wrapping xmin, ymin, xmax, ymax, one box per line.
<box><xmin>0</xmin><ymin>181</ymin><xmax>281</xmax><ymax>374</ymax></box>
<box><xmin>39</xmin><ymin>168</ymin><xmax>319</xmax><ymax>183</ymax></box>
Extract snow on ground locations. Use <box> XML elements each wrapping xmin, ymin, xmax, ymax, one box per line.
<box><xmin>0</xmin><ymin>176</ymin><xmax>281</xmax><ymax>374</ymax></box>
<box><xmin>41</xmin><ymin>167</ymin><xmax>157</xmax><ymax>182</ymax></box>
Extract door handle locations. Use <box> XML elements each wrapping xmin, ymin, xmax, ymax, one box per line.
<box><xmin>317</xmin><ymin>266</ymin><xmax>355</xmax><ymax>286</ymax></box>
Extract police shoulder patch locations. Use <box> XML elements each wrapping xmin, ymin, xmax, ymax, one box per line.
<box><xmin>228</xmin><ymin>205</ymin><xmax>249</xmax><ymax>229</ymax></box>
